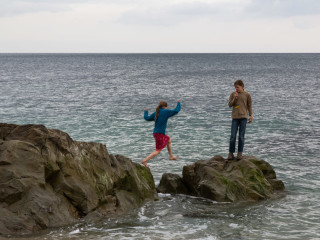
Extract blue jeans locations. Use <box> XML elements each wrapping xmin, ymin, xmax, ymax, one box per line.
<box><xmin>229</xmin><ymin>118</ymin><xmax>247</xmax><ymax>153</ymax></box>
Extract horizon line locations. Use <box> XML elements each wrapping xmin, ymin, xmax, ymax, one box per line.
<box><xmin>1</xmin><ymin>52</ymin><xmax>319</xmax><ymax>54</ymax></box>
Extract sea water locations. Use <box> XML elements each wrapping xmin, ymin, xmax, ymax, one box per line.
<box><xmin>0</xmin><ymin>53</ymin><xmax>319</xmax><ymax>240</ymax></box>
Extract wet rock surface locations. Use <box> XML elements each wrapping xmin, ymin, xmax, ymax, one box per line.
<box><xmin>0</xmin><ymin>123</ymin><xmax>158</xmax><ymax>236</ymax></box>
<box><xmin>158</xmin><ymin>155</ymin><xmax>285</xmax><ymax>202</ymax></box>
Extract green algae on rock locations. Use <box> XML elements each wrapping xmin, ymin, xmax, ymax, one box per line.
<box><xmin>157</xmin><ymin>155</ymin><xmax>285</xmax><ymax>202</ymax></box>
<box><xmin>0</xmin><ymin>123</ymin><xmax>158</xmax><ymax>236</ymax></box>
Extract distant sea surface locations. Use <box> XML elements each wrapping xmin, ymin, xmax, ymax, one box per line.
<box><xmin>1</xmin><ymin>53</ymin><xmax>319</xmax><ymax>240</ymax></box>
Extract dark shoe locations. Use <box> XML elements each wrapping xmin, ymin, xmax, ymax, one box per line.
<box><xmin>227</xmin><ymin>152</ymin><xmax>235</xmax><ymax>160</ymax></box>
<box><xmin>236</xmin><ymin>152</ymin><xmax>242</xmax><ymax>160</ymax></box>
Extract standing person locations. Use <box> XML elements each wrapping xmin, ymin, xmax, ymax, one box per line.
<box><xmin>228</xmin><ymin>80</ymin><xmax>253</xmax><ymax>160</ymax></box>
<box><xmin>142</xmin><ymin>100</ymin><xmax>181</xmax><ymax>168</ymax></box>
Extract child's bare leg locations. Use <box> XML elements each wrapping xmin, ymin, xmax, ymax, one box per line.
<box><xmin>141</xmin><ymin>150</ymin><xmax>161</xmax><ymax>168</ymax></box>
<box><xmin>167</xmin><ymin>138</ymin><xmax>178</xmax><ymax>160</ymax></box>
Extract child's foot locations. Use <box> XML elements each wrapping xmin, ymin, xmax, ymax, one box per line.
<box><xmin>169</xmin><ymin>156</ymin><xmax>179</xmax><ymax>160</ymax></box>
<box><xmin>236</xmin><ymin>152</ymin><xmax>242</xmax><ymax>161</ymax></box>
<box><xmin>141</xmin><ymin>161</ymin><xmax>149</xmax><ymax>168</ymax></box>
<box><xmin>227</xmin><ymin>152</ymin><xmax>235</xmax><ymax>160</ymax></box>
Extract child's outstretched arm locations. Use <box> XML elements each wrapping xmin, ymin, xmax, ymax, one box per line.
<box><xmin>144</xmin><ymin>108</ymin><xmax>156</xmax><ymax>121</ymax></box>
<box><xmin>166</xmin><ymin>100</ymin><xmax>181</xmax><ymax>117</ymax></box>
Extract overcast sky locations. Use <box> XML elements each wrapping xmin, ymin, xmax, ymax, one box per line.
<box><xmin>1</xmin><ymin>0</ymin><xmax>320</xmax><ymax>53</ymax></box>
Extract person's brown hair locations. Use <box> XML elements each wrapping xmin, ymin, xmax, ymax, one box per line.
<box><xmin>155</xmin><ymin>101</ymin><xmax>167</xmax><ymax>121</ymax></box>
<box><xmin>234</xmin><ymin>79</ymin><xmax>244</xmax><ymax>88</ymax></box>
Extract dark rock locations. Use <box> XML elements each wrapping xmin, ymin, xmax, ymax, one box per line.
<box><xmin>158</xmin><ymin>155</ymin><xmax>285</xmax><ymax>202</ymax></box>
<box><xmin>157</xmin><ymin>173</ymin><xmax>190</xmax><ymax>194</ymax></box>
<box><xmin>0</xmin><ymin>123</ymin><xmax>158</xmax><ymax>236</ymax></box>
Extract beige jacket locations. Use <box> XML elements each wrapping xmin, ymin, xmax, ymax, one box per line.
<box><xmin>228</xmin><ymin>90</ymin><xmax>253</xmax><ymax>119</ymax></box>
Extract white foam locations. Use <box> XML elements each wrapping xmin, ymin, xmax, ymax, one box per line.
<box><xmin>229</xmin><ymin>223</ymin><xmax>240</xmax><ymax>229</ymax></box>
<box><xmin>69</xmin><ymin>228</ymin><xmax>80</xmax><ymax>235</ymax></box>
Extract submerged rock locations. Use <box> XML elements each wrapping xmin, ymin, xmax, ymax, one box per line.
<box><xmin>0</xmin><ymin>123</ymin><xmax>157</xmax><ymax>236</ymax></box>
<box><xmin>158</xmin><ymin>155</ymin><xmax>285</xmax><ymax>202</ymax></box>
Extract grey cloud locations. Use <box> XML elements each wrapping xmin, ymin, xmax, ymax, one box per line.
<box><xmin>118</xmin><ymin>2</ymin><xmax>227</xmax><ymax>26</ymax></box>
<box><xmin>0</xmin><ymin>0</ymin><xmax>147</xmax><ymax>17</ymax></box>
<box><xmin>168</xmin><ymin>2</ymin><xmax>219</xmax><ymax>16</ymax></box>
<box><xmin>245</xmin><ymin>0</ymin><xmax>320</xmax><ymax>18</ymax></box>
<box><xmin>118</xmin><ymin>0</ymin><xmax>320</xmax><ymax>27</ymax></box>
<box><xmin>0</xmin><ymin>1</ymin><xmax>69</xmax><ymax>17</ymax></box>
<box><xmin>0</xmin><ymin>0</ymin><xmax>109</xmax><ymax>17</ymax></box>
<box><xmin>2</xmin><ymin>0</ymin><xmax>320</xmax><ymax>20</ymax></box>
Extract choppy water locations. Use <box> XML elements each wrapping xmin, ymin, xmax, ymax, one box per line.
<box><xmin>1</xmin><ymin>53</ymin><xmax>319</xmax><ymax>240</ymax></box>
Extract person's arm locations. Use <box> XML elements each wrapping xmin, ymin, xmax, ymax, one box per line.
<box><xmin>144</xmin><ymin>108</ymin><xmax>155</xmax><ymax>121</ymax></box>
<box><xmin>166</xmin><ymin>101</ymin><xmax>181</xmax><ymax>117</ymax></box>
<box><xmin>228</xmin><ymin>92</ymin><xmax>237</xmax><ymax>107</ymax></box>
<box><xmin>247</xmin><ymin>94</ymin><xmax>253</xmax><ymax>123</ymax></box>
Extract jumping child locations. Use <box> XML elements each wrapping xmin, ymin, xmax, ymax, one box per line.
<box><xmin>228</xmin><ymin>80</ymin><xmax>253</xmax><ymax>160</ymax></box>
<box><xmin>142</xmin><ymin>100</ymin><xmax>181</xmax><ymax>168</ymax></box>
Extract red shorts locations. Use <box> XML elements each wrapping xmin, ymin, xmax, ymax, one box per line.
<box><xmin>153</xmin><ymin>133</ymin><xmax>170</xmax><ymax>151</ymax></box>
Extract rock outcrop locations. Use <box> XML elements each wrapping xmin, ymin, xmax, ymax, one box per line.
<box><xmin>0</xmin><ymin>123</ymin><xmax>158</xmax><ymax>236</ymax></box>
<box><xmin>157</xmin><ymin>155</ymin><xmax>285</xmax><ymax>202</ymax></box>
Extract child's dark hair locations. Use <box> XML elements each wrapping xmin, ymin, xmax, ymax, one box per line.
<box><xmin>234</xmin><ymin>79</ymin><xmax>244</xmax><ymax>88</ymax></box>
<box><xmin>155</xmin><ymin>101</ymin><xmax>167</xmax><ymax>121</ymax></box>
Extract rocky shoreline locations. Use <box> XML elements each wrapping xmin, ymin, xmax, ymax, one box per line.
<box><xmin>0</xmin><ymin>123</ymin><xmax>285</xmax><ymax>237</ymax></box>
<box><xmin>0</xmin><ymin>123</ymin><xmax>157</xmax><ymax>237</ymax></box>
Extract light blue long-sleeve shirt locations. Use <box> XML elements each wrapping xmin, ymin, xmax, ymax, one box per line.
<box><xmin>144</xmin><ymin>102</ymin><xmax>181</xmax><ymax>134</ymax></box>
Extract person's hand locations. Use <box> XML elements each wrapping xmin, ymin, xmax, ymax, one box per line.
<box><xmin>248</xmin><ymin>115</ymin><xmax>253</xmax><ymax>123</ymax></box>
<box><xmin>145</xmin><ymin>107</ymin><xmax>148</xmax><ymax>111</ymax></box>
